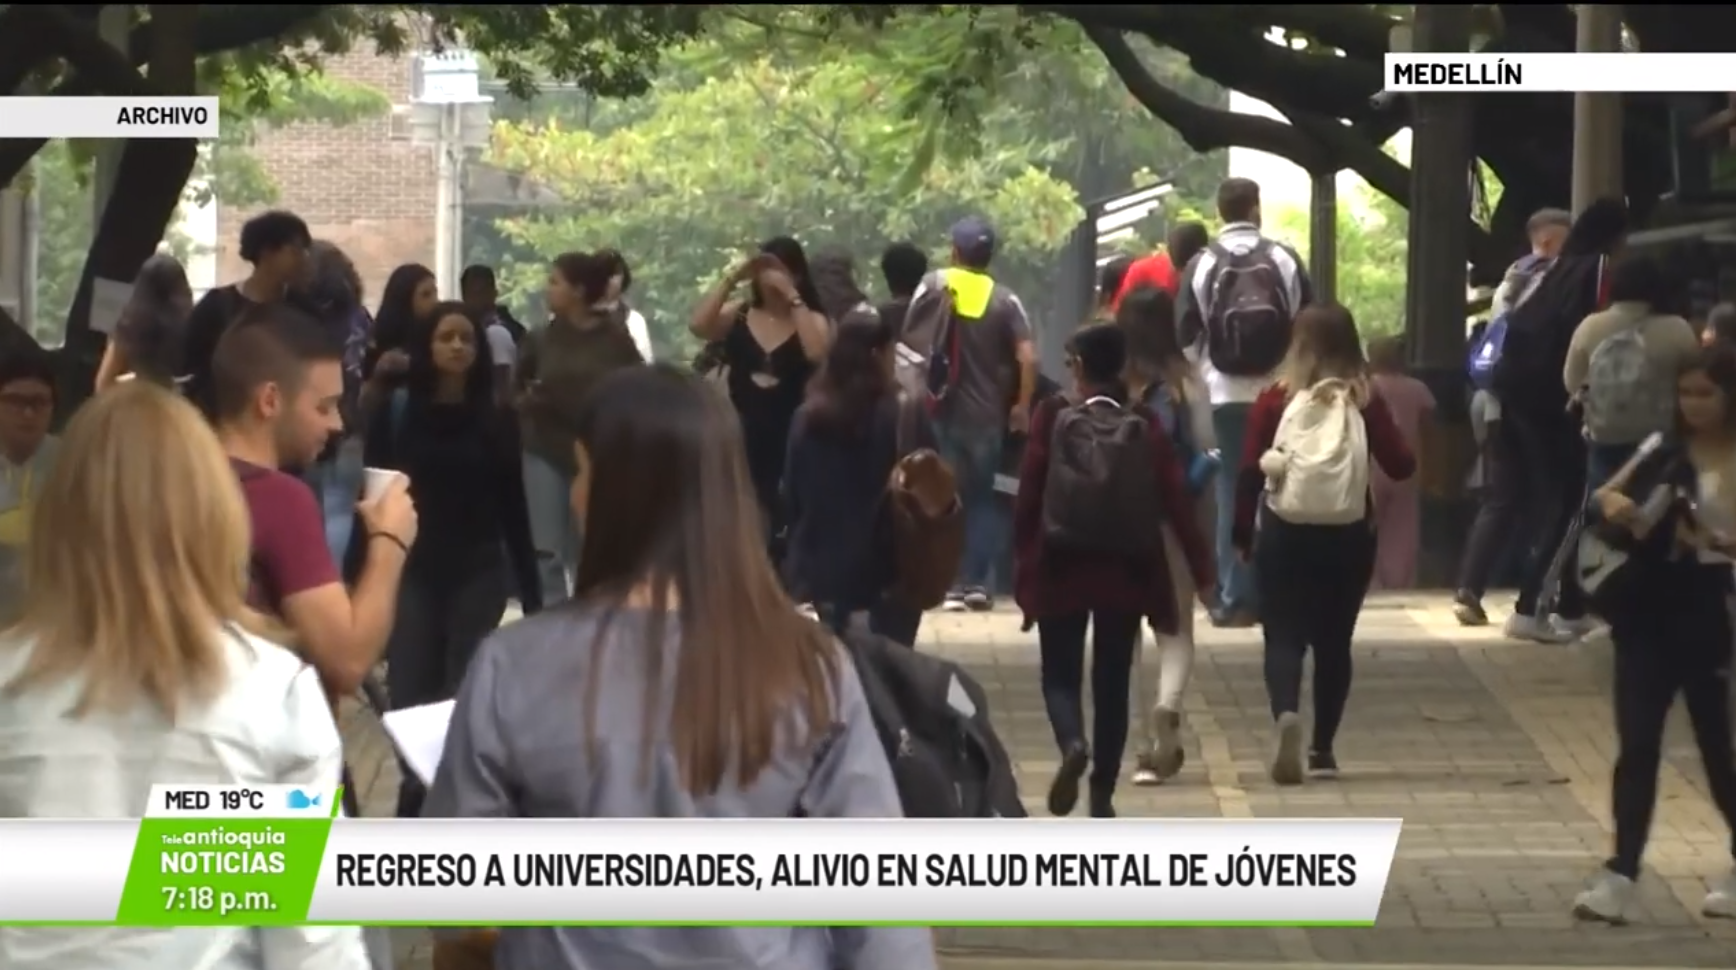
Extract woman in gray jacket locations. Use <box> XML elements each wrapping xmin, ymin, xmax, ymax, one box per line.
<box><xmin>424</xmin><ymin>364</ymin><xmax>931</xmax><ymax>970</ymax></box>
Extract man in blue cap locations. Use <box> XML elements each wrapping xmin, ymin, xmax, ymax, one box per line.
<box><xmin>900</xmin><ymin>216</ymin><xmax>1038</xmax><ymax>611</ymax></box>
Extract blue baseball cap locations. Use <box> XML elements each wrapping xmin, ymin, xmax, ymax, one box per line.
<box><xmin>950</xmin><ymin>216</ymin><xmax>996</xmax><ymax>267</ymax></box>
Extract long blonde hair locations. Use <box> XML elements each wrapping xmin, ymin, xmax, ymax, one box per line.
<box><xmin>3</xmin><ymin>382</ymin><xmax>274</xmax><ymax>718</ymax></box>
<box><xmin>1274</xmin><ymin>303</ymin><xmax>1370</xmax><ymax>404</ymax></box>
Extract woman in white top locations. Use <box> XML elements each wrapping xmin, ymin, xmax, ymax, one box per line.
<box><xmin>0</xmin><ymin>382</ymin><xmax>369</xmax><ymax>970</ymax></box>
<box><xmin>596</xmin><ymin>248</ymin><xmax>655</xmax><ymax>362</ymax></box>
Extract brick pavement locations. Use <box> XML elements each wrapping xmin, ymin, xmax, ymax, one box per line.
<box><xmin>341</xmin><ymin>593</ymin><xmax>1736</xmax><ymax>969</ymax></box>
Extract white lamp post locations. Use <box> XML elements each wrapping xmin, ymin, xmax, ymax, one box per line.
<box><xmin>411</xmin><ymin>51</ymin><xmax>494</xmax><ymax>297</ymax></box>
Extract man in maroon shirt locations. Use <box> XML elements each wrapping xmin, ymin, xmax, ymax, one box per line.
<box><xmin>210</xmin><ymin>304</ymin><xmax>418</xmax><ymax>700</ymax></box>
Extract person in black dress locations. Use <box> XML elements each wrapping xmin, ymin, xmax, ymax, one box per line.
<box><xmin>689</xmin><ymin>237</ymin><xmax>831</xmax><ymax>545</ymax></box>
<box><xmin>363</xmin><ymin>300</ymin><xmax>542</xmax><ymax>817</ymax></box>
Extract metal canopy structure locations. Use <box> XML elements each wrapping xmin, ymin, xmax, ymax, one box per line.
<box><xmin>1038</xmin><ymin>180</ymin><xmax>1173</xmax><ymax>378</ymax></box>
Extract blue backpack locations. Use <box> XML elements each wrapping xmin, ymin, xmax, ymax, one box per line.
<box><xmin>1141</xmin><ymin>383</ymin><xmax>1217</xmax><ymax>496</ymax></box>
<box><xmin>1466</xmin><ymin>317</ymin><xmax>1507</xmax><ymax>391</ymax></box>
<box><xmin>1467</xmin><ymin>255</ymin><xmax>1551</xmax><ymax>391</ymax></box>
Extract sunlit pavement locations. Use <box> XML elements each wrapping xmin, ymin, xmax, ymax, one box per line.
<box><xmin>341</xmin><ymin>592</ymin><xmax>1736</xmax><ymax>969</ymax></box>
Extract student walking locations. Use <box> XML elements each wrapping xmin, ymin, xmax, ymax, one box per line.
<box><xmin>1014</xmin><ymin>324</ymin><xmax>1214</xmax><ymax>818</ymax></box>
<box><xmin>1116</xmin><ymin>287</ymin><xmax>1219</xmax><ymax>785</ymax></box>
<box><xmin>1178</xmin><ymin>179</ymin><xmax>1313</xmax><ymax>628</ymax></box>
<box><xmin>1234</xmin><ymin>304</ymin><xmax>1415</xmax><ymax>785</ymax></box>
<box><xmin>364</xmin><ymin>301</ymin><xmax>542</xmax><ymax>817</ymax></box>
<box><xmin>1572</xmin><ymin>345</ymin><xmax>1736</xmax><ymax>925</ymax></box>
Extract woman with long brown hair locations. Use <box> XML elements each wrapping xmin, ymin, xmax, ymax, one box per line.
<box><xmin>1232</xmin><ymin>303</ymin><xmax>1415</xmax><ymax>786</ymax></box>
<box><xmin>0</xmin><ymin>382</ymin><xmax>369</xmax><ymax>969</ymax></box>
<box><xmin>1117</xmin><ymin>286</ymin><xmax>1218</xmax><ymax>786</ymax></box>
<box><xmin>425</xmin><ymin>365</ymin><xmax>930</xmax><ymax>970</ymax></box>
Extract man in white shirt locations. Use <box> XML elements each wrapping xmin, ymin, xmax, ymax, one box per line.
<box><xmin>1176</xmin><ymin>178</ymin><xmax>1312</xmax><ymax>628</ymax></box>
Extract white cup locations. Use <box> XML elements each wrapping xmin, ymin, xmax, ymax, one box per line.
<box><xmin>361</xmin><ymin>468</ymin><xmax>407</xmax><ymax>504</ymax></box>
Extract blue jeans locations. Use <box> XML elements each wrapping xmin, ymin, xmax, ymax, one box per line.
<box><xmin>304</xmin><ymin>438</ymin><xmax>365</xmax><ymax>569</ymax></box>
<box><xmin>523</xmin><ymin>452</ymin><xmax>578</xmax><ymax>608</ymax></box>
<box><xmin>1211</xmin><ymin>403</ymin><xmax>1257</xmax><ymax>615</ymax></box>
<box><xmin>934</xmin><ymin>422</ymin><xmax>1005</xmax><ymax>592</ymax></box>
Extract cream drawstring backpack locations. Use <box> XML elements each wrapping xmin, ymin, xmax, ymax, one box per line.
<box><xmin>1258</xmin><ymin>378</ymin><xmax>1369</xmax><ymax>525</ymax></box>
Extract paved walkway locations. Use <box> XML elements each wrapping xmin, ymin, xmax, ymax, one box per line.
<box><xmin>341</xmin><ymin>593</ymin><xmax>1736</xmax><ymax>969</ymax></box>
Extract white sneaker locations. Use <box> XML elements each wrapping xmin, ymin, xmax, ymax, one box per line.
<box><xmin>1704</xmin><ymin>871</ymin><xmax>1736</xmax><ymax>919</ymax></box>
<box><xmin>1270</xmin><ymin>712</ymin><xmax>1304</xmax><ymax>786</ymax></box>
<box><xmin>939</xmin><ymin>593</ymin><xmax>968</xmax><ymax>613</ymax></box>
<box><xmin>1503</xmin><ymin>613</ymin><xmax>1575</xmax><ymax>644</ymax></box>
<box><xmin>1550</xmin><ymin>614</ymin><xmax>1599</xmax><ymax>640</ymax></box>
<box><xmin>1572</xmin><ymin>868</ymin><xmax>1634</xmax><ymax>924</ymax></box>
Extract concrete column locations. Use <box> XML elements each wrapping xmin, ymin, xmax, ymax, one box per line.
<box><xmin>1402</xmin><ymin>4</ymin><xmax>1473</xmax><ymax>369</ymax></box>
<box><xmin>1571</xmin><ymin>5</ymin><xmax>1624</xmax><ymax>214</ymax></box>
<box><xmin>0</xmin><ymin>184</ymin><xmax>25</xmax><ymax>325</ymax></box>
<box><xmin>1308</xmin><ymin>172</ymin><xmax>1338</xmax><ymax>304</ymax></box>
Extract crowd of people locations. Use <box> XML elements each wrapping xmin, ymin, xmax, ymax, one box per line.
<box><xmin>0</xmin><ymin>170</ymin><xmax>1732</xmax><ymax>969</ymax></box>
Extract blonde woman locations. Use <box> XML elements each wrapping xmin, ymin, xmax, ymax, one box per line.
<box><xmin>0</xmin><ymin>382</ymin><xmax>369</xmax><ymax>970</ymax></box>
<box><xmin>1117</xmin><ymin>287</ymin><xmax>1219</xmax><ymax>786</ymax></box>
<box><xmin>1231</xmin><ymin>304</ymin><xmax>1415</xmax><ymax>785</ymax></box>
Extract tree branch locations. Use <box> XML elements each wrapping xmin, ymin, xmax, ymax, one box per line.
<box><xmin>1084</xmin><ymin>27</ymin><xmax>1327</xmax><ymax>170</ymax></box>
<box><xmin>1035</xmin><ymin>4</ymin><xmax>1386</xmax><ymax>126</ymax></box>
<box><xmin>140</xmin><ymin>5</ymin><xmax>341</xmax><ymax>62</ymax></box>
<box><xmin>0</xmin><ymin>5</ymin><xmax>339</xmax><ymax>188</ymax></box>
<box><xmin>26</xmin><ymin>7</ymin><xmax>156</xmax><ymax>97</ymax></box>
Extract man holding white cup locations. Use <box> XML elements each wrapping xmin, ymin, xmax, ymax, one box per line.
<box><xmin>210</xmin><ymin>304</ymin><xmax>418</xmax><ymax>723</ymax></box>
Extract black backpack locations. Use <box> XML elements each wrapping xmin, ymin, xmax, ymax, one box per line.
<box><xmin>1202</xmin><ymin>240</ymin><xmax>1292</xmax><ymax>376</ymax></box>
<box><xmin>842</xmin><ymin>631</ymin><xmax>1024</xmax><ymax>819</ymax></box>
<box><xmin>1493</xmin><ymin>254</ymin><xmax>1608</xmax><ymax>419</ymax></box>
<box><xmin>1040</xmin><ymin>396</ymin><xmax>1164</xmax><ymax>560</ymax></box>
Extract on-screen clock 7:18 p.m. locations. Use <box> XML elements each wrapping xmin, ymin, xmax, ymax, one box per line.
<box><xmin>160</xmin><ymin>885</ymin><xmax>276</xmax><ymax>917</ymax></box>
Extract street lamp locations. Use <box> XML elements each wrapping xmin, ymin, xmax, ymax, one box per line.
<box><xmin>409</xmin><ymin>50</ymin><xmax>494</xmax><ymax>298</ymax></box>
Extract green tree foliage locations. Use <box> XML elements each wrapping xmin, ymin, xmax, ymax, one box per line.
<box><xmin>487</xmin><ymin>62</ymin><xmax>1076</xmax><ymax>362</ymax></box>
<box><xmin>1266</xmin><ymin>190</ymin><xmax>1410</xmax><ymax>338</ymax></box>
<box><xmin>478</xmin><ymin>14</ymin><xmax>1227</xmax><ymax>360</ymax></box>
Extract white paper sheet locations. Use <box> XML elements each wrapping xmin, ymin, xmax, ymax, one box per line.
<box><xmin>380</xmin><ymin>699</ymin><xmax>455</xmax><ymax>785</ymax></box>
<box><xmin>89</xmin><ymin>277</ymin><xmax>133</xmax><ymax>336</ymax></box>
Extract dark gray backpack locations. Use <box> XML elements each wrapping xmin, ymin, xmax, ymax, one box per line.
<box><xmin>1203</xmin><ymin>240</ymin><xmax>1292</xmax><ymax>376</ymax></box>
<box><xmin>1040</xmin><ymin>396</ymin><xmax>1163</xmax><ymax>560</ymax></box>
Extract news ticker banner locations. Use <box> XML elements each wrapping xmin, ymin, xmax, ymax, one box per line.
<box><xmin>1386</xmin><ymin>52</ymin><xmax>1736</xmax><ymax>93</ymax></box>
<box><xmin>0</xmin><ymin>97</ymin><xmax>220</xmax><ymax>139</ymax></box>
<box><xmin>0</xmin><ymin>785</ymin><xmax>1400</xmax><ymax>926</ymax></box>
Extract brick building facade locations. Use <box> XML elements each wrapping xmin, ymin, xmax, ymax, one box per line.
<box><xmin>214</xmin><ymin>45</ymin><xmax>436</xmax><ymax>304</ymax></box>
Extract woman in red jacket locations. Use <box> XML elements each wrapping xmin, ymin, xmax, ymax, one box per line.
<box><xmin>1014</xmin><ymin>324</ymin><xmax>1216</xmax><ymax>818</ymax></box>
<box><xmin>1232</xmin><ymin>303</ymin><xmax>1416</xmax><ymax>786</ymax></box>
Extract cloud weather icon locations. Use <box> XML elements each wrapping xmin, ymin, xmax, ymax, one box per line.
<box><xmin>287</xmin><ymin>789</ymin><xmax>322</xmax><ymax>810</ymax></box>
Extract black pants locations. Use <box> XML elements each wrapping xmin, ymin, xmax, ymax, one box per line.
<box><xmin>1255</xmin><ymin>514</ymin><xmax>1375</xmax><ymax>754</ymax></box>
<box><xmin>389</xmin><ymin>561</ymin><xmax>509</xmax><ymax>818</ymax></box>
<box><xmin>1037</xmin><ymin>610</ymin><xmax>1142</xmax><ymax>790</ymax></box>
<box><xmin>1458</xmin><ymin>410</ymin><xmax>1585</xmax><ymax>617</ymax></box>
<box><xmin>1607</xmin><ymin>582</ymin><xmax>1736</xmax><ymax>879</ymax></box>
